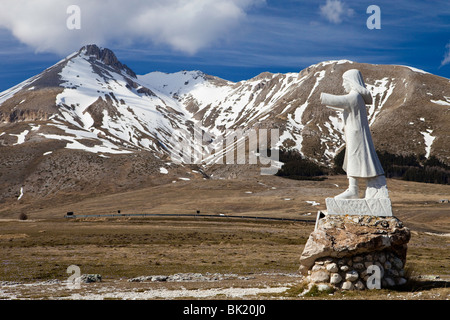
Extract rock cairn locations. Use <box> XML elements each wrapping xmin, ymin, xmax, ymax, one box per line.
<box><xmin>299</xmin><ymin>214</ymin><xmax>410</xmax><ymax>290</ymax></box>
<box><xmin>307</xmin><ymin>251</ymin><xmax>408</xmax><ymax>290</ymax></box>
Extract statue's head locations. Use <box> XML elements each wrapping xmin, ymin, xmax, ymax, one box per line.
<box><xmin>343</xmin><ymin>78</ymin><xmax>352</xmax><ymax>93</ymax></box>
<box><xmin>342</xmin><ymin>69</ymin><xmax>373</xmax><ymax>104</ymax></box>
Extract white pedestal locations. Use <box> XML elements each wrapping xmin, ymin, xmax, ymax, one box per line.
<box><xmin>325</xmin><ymin>198</ymin><xmax>393</xmax><ymax>216</ymax></box>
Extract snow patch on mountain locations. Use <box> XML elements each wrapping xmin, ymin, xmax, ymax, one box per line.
<box><xmin>400</xmin><ymin>65</ymin><xmax>430</xmax><ymax>75</ymax></box>
<box><xmin>39</xmin><ymin>123</ymin><xmax>133</xmax><ymax>155</ymax></box>
<box><xmin>366</xmin><ymin>77</ymin><xmax>395</xmax><ymax>126</ymax></box>
<box><xmin>318</xmin><ymin>60</ymin><xmax>354</xmax><ymax>68</ymax></box>
<box><xmin>0</xmin><ymin>75</ymin><xmax>40</xmax><ymax>105</ymax></box>
<box><xmin>12</xmin><ymin>130</ymin><xmax>29</xmax><ymax>145</ymax></box>
<box><xmin>17</xmin><ymin>187</ymin><xmax>24</xmax><ymax>201</ymax></box>
<box><xmin>290</xmin><ymin>70</ymin><xmax>326</xmax><ymax>155</ymax></box>
<box><xmin>431</xmin><ymin>99</ymin><xmax>450</xmax><ymax>106</ymax></box>
<box><xmin>138</xmin><ymin>71</ymin><xmax>213</xmax><ymax>97</ymax></box>
<box><xmin>421</xmin><ymin>129</ymin><xmax>435</xmax><ymax>159</ymax></box>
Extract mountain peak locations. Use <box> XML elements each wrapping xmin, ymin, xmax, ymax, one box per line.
<box><xmin>79</xmin><ymin>44</ymin><xmax>136</xmax><ymax>78</ymax></box>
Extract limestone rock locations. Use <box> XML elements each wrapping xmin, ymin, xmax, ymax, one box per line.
<box><xmin>384</xmin><ymin>261</ymin><xmax>392</xmax><ymax>270</ymax></box>
<box><xmin>299</xmin><ymin>214</ymin><xmax>410</xmax><ymax>273</ymax></box>
<box><xmin>152</xmin><ymin>275</ymin><xmax>169</xmax><ymax>282</ymax></box>
<box><xmin>330</xmin><ymin>273</ymin><xmax>342</xmax><ymax>284</ymax></box>
<box><xmin>80</xmin><ymin>274</ymin><xmax>102</xmax><ymax>283</ymax></box>
<box><xmin>353</xmin><ymin>263</ymin><xmax>365</xmax><ymax>271</ymax></box>
<box><xmin>340</xmin><ymin>265</ymin><xmax>350</xmax><ymax>272</ymax></box>
<box><xmin>341</xmin><ymin>281</ymin><xmax>353</xmax><ymax>290</ymax></box>
<box><xmin>312</xmin><ymin>264</ymin><xmax>325</xmax><ymax>271</ymax></box>
<box><xmin>311</xmin><ymin>270</ymin><xmax>330</xmax><ymax>283</ymax></box>
<box><xmin>326</xmin><ymin>262</ymin><xmax>339</xmax><ymax>273</ymax></box>
<box><xmin>384</xmin><ymin>277</ymin><xmax>396</xmax><ymax>287</ymax></box>
<box><xmin>299</xmin><ymin>213</ymin><xmax>411</xmax><ymax>291</ymax></box>
<box><xmin>391</xmin><ymin>257</ymin><xmax>404</xmax><ymax>269</ymax></box>
<box><xmin>354</xmin><ymin>280</ymin><xmax>366</xmax><ymax>290</ymax></box>
<box><xmin>345</xmin><ymin>270</ymin><xmax>359</xmax><ymax>282</ymax></box>
<box><xmin>306</xmin><ymin>250</ymin><xmax>408</xmax><ymax>290</ymax></box>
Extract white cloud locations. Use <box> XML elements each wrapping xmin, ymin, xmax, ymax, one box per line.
<box><xmin>319</xmin><ymin>0</ymin><xmax>354</xmax><ymax>24</ymax></box>
<box><xmin>0</xmin><ymin>0</ymin><xmax>263</xmax><ymax>55</ymax></box>
<box><xmin>441</xmin><ymin>42</ymin><xmax>450</xmax><ymax>67</ymax></box>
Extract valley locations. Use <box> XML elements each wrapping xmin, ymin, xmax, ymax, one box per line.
<box><xmin>0</xmin><ymin>176</ymin><xmax>448</xmax><ymax>299</ymax></box>
<box><xmin>0</xmin><ymin>44</ymin><xmax>449</xmax><ymax>300</ymax></box>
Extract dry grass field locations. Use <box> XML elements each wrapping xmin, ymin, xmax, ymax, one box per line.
<box><xmin>0</xmin><ymin>175</ymin><xmax>449</xmax><ymax>299</ymax></box>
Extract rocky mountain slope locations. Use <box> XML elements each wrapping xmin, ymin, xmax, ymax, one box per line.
<box><xmin>0</xmin><ymin>45</ymin><xmax>449</xmax><ymax>203</ymax></box>
<box><xmin>138</xmin><ymin>58</ymin><xmax>450</xmax><ymax>167</ymax></box>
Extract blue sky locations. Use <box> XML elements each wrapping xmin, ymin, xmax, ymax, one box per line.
<box><xmin>0</xmin><ymin>0</ymin><xmax>449</xmax><ymax>92</ymax></box>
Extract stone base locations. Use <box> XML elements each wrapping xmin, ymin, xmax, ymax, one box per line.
<box><xmin>299</xmin><ymin>214</ymin><xmax>410</xmax><ymax>290</ymax></box>
<box><xmin>306</xmin><ymin>251</ymin><xmax>407</xmax><ymax>291</ymax></box>
<box><xmin>325</xmin><ymin>198</ymin><xmax>392</xmax><ymax>216</ymax></box>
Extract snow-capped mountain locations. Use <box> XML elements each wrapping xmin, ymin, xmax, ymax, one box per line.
<box><xmin>139</xmin><ymin>58</ymin><xmax>450</xmax><ymax>165</ymax></box>
<box><xmin>0</xmin><ymin>45</ymin><xmax>197</xmax><ymax>157</ymax></box>
<box><xmin>0</xmin><ymin>44</ymin><xmax>449</xmax><ymax>202</ymax></box>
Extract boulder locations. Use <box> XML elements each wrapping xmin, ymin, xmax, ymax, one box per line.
<box><xmin>354</xmin><ymin>280</ymin><xmax>366</xmax><ymax>290</ymax></box>
<box><xmin>80</xmin><ymin>274</ymin><xmax>102</xmax><ymax>283</ymax></box>
<box><xmin>341</xmin><ymin>281</ymin><xmax>353</xmax><ymax>290</ymax></box>
<box><xmin>345</xmin><ymin>270</ymin><xmax>359</xmax><ymax>282</ymax></box>
<box><xmin>326</xmin><ymin>262</ymin><xmax>339</xmax><ymax>273</ymax></box>
<box><xmin>330</xmin><ymin>273</ymin><xmax>342</xmax><ymax>284</ymax></box>
<box><xmin>298</xmin><ymin>213</ymin><xmax>411</xmax><ymax>290</ymax></box>
<box><xmin>299</xmin><ymin>214</ymin><xmax>410</xmax><ymax>274</ymax></box>
<box><xmin>310</xmin><ymin>270</ymin><xmax>330</xmax><ymax>283</ymax></box>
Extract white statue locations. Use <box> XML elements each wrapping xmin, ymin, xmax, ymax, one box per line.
<box><xmin>320</xmin><ymin>69</ymin><xmax>389</xmax><ymax>200</ymax></box>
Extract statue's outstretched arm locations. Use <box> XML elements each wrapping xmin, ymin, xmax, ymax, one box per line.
<box><xmin>320</xmin><ymin>92</ymin><xmax>350</xmax><ymax>111</ymax></box>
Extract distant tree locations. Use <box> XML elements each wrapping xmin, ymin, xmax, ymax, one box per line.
<box><xmin>276</xmin><ymin>149</ymin><xmax>327</xmax><ymax>180</ymax></box>
<box><xmin>18</xmin><ymin>213</ymin><xmax>28</xmax><ymax>220</ymax></box>
<box><xmin>332</xmin><ymin>148</ymin><xmax>449</xmax><ymax>185</ymax></box>
<box><xmin>424</xmin><ymin>155</ymin><xmax>450</xmax><ymax>170</ymax></box>
<box><xmin>333</xmin><ymin>148</ymin><xmax>346</xmax><ymax>174</ymax></box>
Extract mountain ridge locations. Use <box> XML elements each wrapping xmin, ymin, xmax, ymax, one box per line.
<box><xmin>0</xmin><ymin>44</ymin><xmax>449</xmax><ymax>203</ymax></box>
